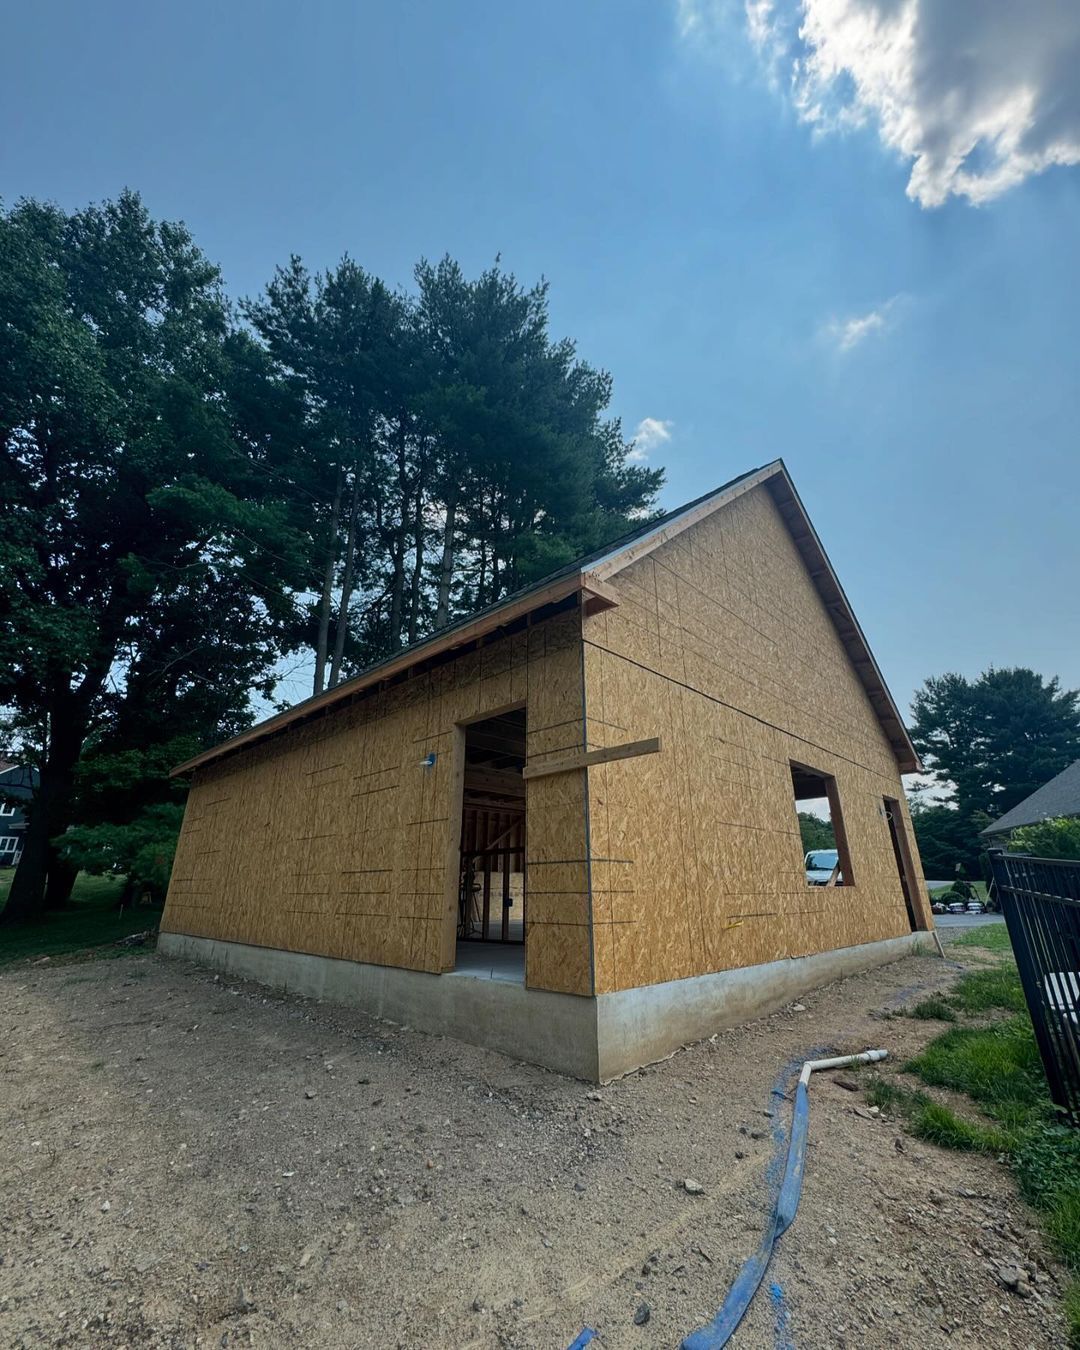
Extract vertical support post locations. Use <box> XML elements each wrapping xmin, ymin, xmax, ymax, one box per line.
<box><xmin>502</xmin><ymin>847</ymin><xmax>511</xmax><ymax>940</ymax></box>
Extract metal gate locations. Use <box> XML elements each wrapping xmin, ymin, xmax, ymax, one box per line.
<box><xmin>988</xmin><ymin>850</ymin><xmax>1080</xmax><ymax>1125</ymax></box>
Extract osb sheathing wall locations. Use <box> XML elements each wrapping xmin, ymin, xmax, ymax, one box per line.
<box><xmin>583</xmin><ymin>483</ymin><xmax>930</xmax><ymax>995</ymax></box>
<box><xmin>161</xmin><ymin>611</ymin><xmax>594</xmax><ymax>996</ymax></box>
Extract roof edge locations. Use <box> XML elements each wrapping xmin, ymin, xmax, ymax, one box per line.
<box><xmin>172</xmin><ymin>458</ymin><xmax>920</xmax><ymax>781</ymax></box>
<box><xmin>172</xmin><ymin>570</ymin><xmax>616</xmax><ymax>778</ymax></box>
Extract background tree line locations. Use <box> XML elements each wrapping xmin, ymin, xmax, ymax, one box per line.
<box><xmin>907</xmin><ymin>667</ymin><xmax>1080</xmax><ymax>874</ymax></box>
<box><xmin>0</xmin><ymin>192</ymin><xmax>661</xmax><ymax>923</ymax></box>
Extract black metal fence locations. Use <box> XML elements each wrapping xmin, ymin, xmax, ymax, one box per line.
<box><xmin>987</xmin><ymin>851</ymin><xmax>1080</xmax><ymax>1126</ymax></box>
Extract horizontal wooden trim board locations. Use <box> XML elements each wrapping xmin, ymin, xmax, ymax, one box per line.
<box><xmin>522</xmin><ymin>736</ymin><xmax>662</xmax><ymax>781</ymax></box>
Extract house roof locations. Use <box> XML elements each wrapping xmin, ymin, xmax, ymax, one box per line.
<box><xmin>981</xmin><ymin>759</ymin><xmax>1080</xmax><ymax>837</ymax></box>
<box><xmin>173</xmin><ymin>459</ymin><xmax>921</xmax><ymax>777</ymax></box>
<box><xmin>0</xmin><ymin>764</ymin><xmax>37</xmax><ymax>807</ymax></box>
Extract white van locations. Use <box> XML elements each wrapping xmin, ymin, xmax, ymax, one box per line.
<box><xmin>805</xmin><ymin>848</ymin><xmax>840</xmax><ymax>885</ymax></box>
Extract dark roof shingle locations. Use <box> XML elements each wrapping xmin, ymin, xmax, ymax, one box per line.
<box><xmin>981</xmin><ymin>759</ymin><xmax>1080</xmax><ymax>836</ymax></box>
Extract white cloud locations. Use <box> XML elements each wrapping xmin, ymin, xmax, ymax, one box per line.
<box><xmin>679</xmin><ymin>1</ymin><xmax>1080</xmax><ymax>207</ymax></box>
<box><xmin>823</xmin><ymin>297</ymin><xmax>899</xmax><ymax>351</ymax></box>
<box><xmin>827</xmin><ymin>308</ymin><xmax>885</xmax><ymax>351</ymax></box>
<box><xmin>629</xmin><ymin>417</ymin><xmax>673</xmax><ymax>461</ymax></box>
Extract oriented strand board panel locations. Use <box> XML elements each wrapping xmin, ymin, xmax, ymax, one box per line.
<box><xmin>584</xmin><ymin>482</ymin><xmax>930</xmax><ymax>995</ymax></box>
<box><xmin>162</xmin><ymin>610</ymin><xmax>593</xmax><ymax>995</ymax></box>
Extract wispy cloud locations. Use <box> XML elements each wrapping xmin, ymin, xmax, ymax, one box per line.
<box><xmin>823</xmin><ymin>298</ymin><xmax>899</xmax><ymax>352</ymax></box>
<box><xmin>629</xmin><ymin>417</ymin><xmax>673</xmax><ymax>461</ymax></box>
<box><xmin>678</xmin><ymin>1</ymin><xmax>1080</xmax><ymax>207</ymax></box>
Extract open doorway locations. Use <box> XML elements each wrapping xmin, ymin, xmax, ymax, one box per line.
<box><xmin>454</xmin><ymin>707</ymin><xmax>526</xmax><ymax>981</ymax></box>
<box><xmin>883</xmin><ymin>797</ymin><xmax>923</xmax><ymax>931</ymax></box>
<box><xmin>790</xmin><ymin>762</ymin><xmax>854</xmax><ymax>887</ymax></box>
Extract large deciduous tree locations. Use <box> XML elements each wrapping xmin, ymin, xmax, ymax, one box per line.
<box><xmin>0</xmin><ymin>192</ymin><xmax>309</xmax><ymax>922</ymax></box>
<box><xmin>1</xmin><ymin>197</ymin><xmax>668</xmax><ymax>920</ymax></box>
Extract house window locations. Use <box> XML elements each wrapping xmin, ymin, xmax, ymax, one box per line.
<box><xmin>0</xmin><ymin>836</ymin><xmax>19</xmax><ymax>859</ymax></box>
<box><xmin>0</xmin><ymin>802</ymin><xmax>15</xmax><ymax>817</ymax></box>
<box><xmin>790</xmin><ymin>762</ymin><xmax>854</xmax><ymax>887</ymax></box>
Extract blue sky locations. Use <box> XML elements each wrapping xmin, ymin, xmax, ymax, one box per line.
<box><xmin>4</xmin><ymin>0</ymin><xmax>1079</xmax><ymax>723</ymax></box>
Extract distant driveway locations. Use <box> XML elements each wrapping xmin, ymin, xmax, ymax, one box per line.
<box><xmin>934</xmin><ymin>913</ymin><xmax>1006</xmax><ymax>929</ymax></box>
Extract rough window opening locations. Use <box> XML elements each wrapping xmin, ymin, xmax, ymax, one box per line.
<box><xmin>455</xmin><ymin>708</ymin><xmax>526</xmax><ymax>980</ymax></box>
<box><xmin>791</xmin><ymin>762</ymin><xmax>853</xmax><ymax>887</ymax></box>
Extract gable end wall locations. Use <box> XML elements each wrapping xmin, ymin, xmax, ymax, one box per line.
<box><xmin>583</xmin><ymin>482</ymin><xmax>929</xmax><ymax>994</ymax></box>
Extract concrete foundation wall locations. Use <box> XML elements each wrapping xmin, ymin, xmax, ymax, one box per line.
<box><xmin>157</xmin><ymin>930</ymin><xmax>599</xmax><ymax>1079</ymax></box>
<box><xmin>160</xmin><ymin>928</ymin><xmax>933</xmax><ymax>1081</ymax></box>
<box><xmin>595</xmin><ymin>930</ymin><xmax>936</xmax><ymax>1080</ymax></box>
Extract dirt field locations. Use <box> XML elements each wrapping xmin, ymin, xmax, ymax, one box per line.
<box><xmin>0</xmin><ymin>940</ymin><xmax>1068</xmax><ymax>1349</ymax></box>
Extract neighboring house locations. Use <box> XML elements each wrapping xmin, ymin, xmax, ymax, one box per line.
<box><xmin>0</xmin><ymin>762</ymin><xmax>38</xmax><ymax>869</ymax></box>
<box><xmin>160</xmin><ymin>460</ymin><xmax>934</xmax><ymax>1080</ymax></box>
<box><xmin>981</xmin><ymin>759</ymin><xmax>1080</xmax><ymax>844</ymax></box>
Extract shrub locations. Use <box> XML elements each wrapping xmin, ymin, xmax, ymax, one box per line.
<box><xmin>1009</xmin><ymin>817</ymin><xmax>1080</xmax><ymax>862</ymax></box>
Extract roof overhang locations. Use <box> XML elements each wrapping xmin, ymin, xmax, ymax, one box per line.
<box><xmin>171</xmin><ymin>570</ymin><xmax>618</xmax><ymax>777</ymax></box>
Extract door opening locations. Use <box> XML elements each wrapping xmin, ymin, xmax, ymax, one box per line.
<box><xmin>884</xmin><ymin>796</ymin><xmax>921</xmax><ymax>931</ymax></box>
<box><xmin>454</xmin><ymin>708</ymin><xmax>526</xmax><ymax>980</ymax></box>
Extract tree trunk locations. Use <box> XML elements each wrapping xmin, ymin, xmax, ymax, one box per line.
<box><xmin>388</xmin><ymin>528</ymin><xmax>406</xmax><ymax>651</ymax></box>
<box><xmin>328</xmin><ymin>479</ymin><xmax>360</xmax><ymax>688</ymax></box>
<box><xmin>407</xmin><ymin>484</ymin><xmax>425</xmax><ymax>644</ymax></box>
<box><xmin>44</xmin><ymin>853</ymin><xmax>78</xmax><ymax>910</ymax></box>
<box><xmin>476</xmin><ymin>538</ymin><xmax>488</xmax><ymax>611</ymax></box>
<box><xmin>435</xmin><ymin>495</ymin><xmax>457</xmax><ymax>630</ymax></box>
<box><xmin>313</xmin><ymin>466</ymin><xmax>343</xmax><ymax>696</ymax></box>
<box><xmin>1</xmin><ymin>713</ymin><xmax>82</xmax><ymax>925</ymax></box>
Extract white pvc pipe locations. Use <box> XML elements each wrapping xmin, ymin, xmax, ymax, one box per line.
<box><xmin>798</xmin><ymin>1048</ymin><xmax>887</xmax><ymax>1087</ymax></box>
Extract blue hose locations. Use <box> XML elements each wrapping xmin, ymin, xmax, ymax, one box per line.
<box><xmin>565</xmin><ymin>1050</ymin><xmax>883</xmax><ymax>1350</ymax></box>
<box><xmin>565</xmin><ymin>1329</ymin><xmax>597</xmax><ymax>1349</ymax></box>
<box><xmin>680</xmin><ymin>1079</ymin><xmax>810</xmax><ymax>1350</ymax></box>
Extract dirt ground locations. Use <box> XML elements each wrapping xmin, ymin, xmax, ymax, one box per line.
<box><xmin>0</xmin><ymin>939</ymin><xmax>1069</xmax><ymax>1349</ymax></box>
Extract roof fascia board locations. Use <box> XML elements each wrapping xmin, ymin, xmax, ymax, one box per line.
<box><xmin>587</xmin><ymin>461</ymin><xmax>784</xmax><ymax>582</ymax></box>
<box><xmin>763</xmin><ymin>469</ymin><xmax>922</xmax><ymax>775</ymax></box>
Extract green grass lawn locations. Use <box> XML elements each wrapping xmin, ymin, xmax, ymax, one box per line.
<box><xmin>872</xmin><ymin>944</ymin><xmax>1080</xmax><ymax>1343</ymax></box>
<box><xmin>950</xmin><ymin>923</ymin><xmax>1014</xmax><ymax>953</ymax></box>
<box><xmin>0</xmin><ymin>871</ymin><xmax>161</xmax><ymax>968</ymax></box>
